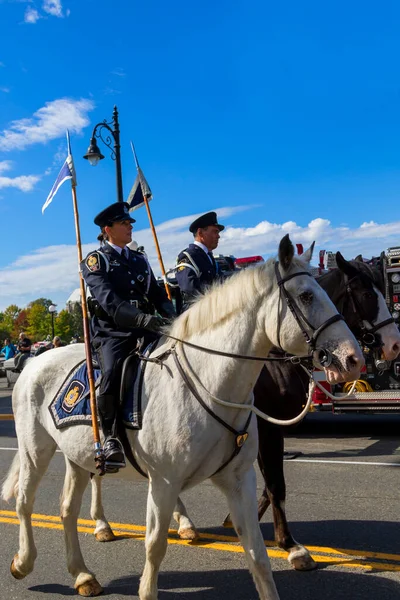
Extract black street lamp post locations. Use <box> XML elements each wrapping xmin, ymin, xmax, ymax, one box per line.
<box><xmin>83</xmin><ymin>105</ymin><xmax>124</xmax><ymax>203</ymax></box>
<box><xmin>48</xmin><ymin>304</ymin><xmax>57</xmax><ymax>339</ymax></box>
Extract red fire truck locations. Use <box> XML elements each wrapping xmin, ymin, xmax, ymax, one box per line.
<box><xmin>311</xmin><ymin>247</ymin><xmax>400</xmax><ymax>414</ymax></box>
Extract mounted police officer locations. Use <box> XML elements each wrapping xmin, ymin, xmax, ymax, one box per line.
<box><xmin>175</xmin><ymin>211</ymin><xmax>225</xmax><ymax>312</ymax></box>
<box><xmin>81</xmin><ymin>202</ymin><xmax>175</xmax><ymax>471</ymax></box>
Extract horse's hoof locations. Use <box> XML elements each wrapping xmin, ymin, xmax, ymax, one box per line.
<box><xmin>76</xmin><ymin>578</ymin><xmax>104</xmax><ymax>597</ymax></box>
<box><xmin>178</xmin><ymin>527</ymin><xmax>199</xmax><ymax>541</ymax></box>
<box><xmin>95</xmin><ymin>527</ymin><xmax>116</xmax><ymax>542</ymax></box>
<box><xmin>10</xmin><ymin>554</ymin><xmax>26</xmax><ymax>580</ymax></box>
<box><xmin>288</xmin><ymin>547</ymin><xmax>317</xmax><ymax>571</ymax></box>
<box><xmin>222</xmin><ymin>515</ymin><xmax>233</xmax><ymax>528</ymax></box>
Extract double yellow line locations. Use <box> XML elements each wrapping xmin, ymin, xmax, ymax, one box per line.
<box><xmin>1</xmin><ymin>509</ymin><xmax>400</xmax><ymax>572</ymax></box>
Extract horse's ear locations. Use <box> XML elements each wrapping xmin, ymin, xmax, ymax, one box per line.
<box><xmin>354</xmin><ymin>254</ymin><xmax>363</xmax><ymax>262</ymax></box>
<box><xmin>278</xmin><ymin>234</ymin><xmax>295</xmax><ymax>271</ymax></box>
<box><xmin>302</xmin><ymin>241</ymin><xmax>315</xmax><ymax>264</ymax></box>
<box><xmin>335</xmin><ymin>251</ymin><xmax>359</xmax><ymax>278</ymax></box>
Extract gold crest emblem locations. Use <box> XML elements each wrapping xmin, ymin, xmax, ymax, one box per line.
<box><xmin>86</xmin><ymin>253</ymin><xmax>100</xmax><ymax>272</ymax></box>
<box><xmin>64</xmin><ymin>386</ymin><xmax>80</xmax><ymax>408</ymax></box>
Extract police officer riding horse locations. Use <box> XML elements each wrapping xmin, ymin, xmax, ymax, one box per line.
<box><xmin>175</xmin><ymin>211</ymin><xmax>225</xmax><ymax>312</ymax></box>
<box><xmin>82</xmin><ymin>202</ymin><xmax>175</xmax><ymax>472</ymax></box>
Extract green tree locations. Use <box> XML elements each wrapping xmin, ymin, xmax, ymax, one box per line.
<box><xmin>26</xmin><ymin>298</ymin><xmax>54</xmax><ymax>341</ymax></box>
<box><xmin>2</xmin><ymin>305</ymin><xmax>22</xmax><ymax>339</ymax></box>
<box><xmin>0</xmin><ymin>311</ymin><xmax>11</xmax><ymax>341</ymax></box>
<box><xmin>55</xmin><ymin>309</ymin><xmax>75</xmax><ymax>342</ymax></box>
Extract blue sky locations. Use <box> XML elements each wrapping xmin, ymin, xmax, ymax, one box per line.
<box><xmin>1</xmin><ymin>0</ymin><xmax>400</xmax><ymax>310</ymax></box>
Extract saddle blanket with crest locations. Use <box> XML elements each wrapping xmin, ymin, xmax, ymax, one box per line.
<box><xmin>48</xmin><ymin>342</ymin><xmax>156</xmax><ymax>430</ymax></box>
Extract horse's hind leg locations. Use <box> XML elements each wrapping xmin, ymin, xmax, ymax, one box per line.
<box><xmin>213</xmin><ymin>466</ymin><xmax>280</xmax><ymax>600</ymax></box>
<box><xmin>61</xmin><ymin>458</ymin><xmax>103</xmax><ymax>596</ymax></box>
<box><xmin>139</xmin><ymin>478</ymin><xmax>179</xmax><ymax>600</ymax></box>
<box><xmin>11</xmin><ymin>430</ymin><xmax>57</xmax><ymax>580</ymax></box>
<box><xmin>173</xmin><ymin>496</ymin><xmax>199</xmax><ymax>540</ymax></box>
<box><xmin>258</xmin><ymin>425</ymin><xmax>316</xmax><ymax>571</ymax></box>
<box><xmin>90</xmin><ymin>474</ymin><xmax>116</xmax><ymax>542</ymax></box>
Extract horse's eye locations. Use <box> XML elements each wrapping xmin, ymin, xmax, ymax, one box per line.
<box><xmin>299</xmin><ymin>291</ymin><xmax>314</xmax><ymax>305</ymax></box>
<box><xmin>363</xmin><ymin>291</ymin><xmax>374</xmax><ymax>300</ymax></box>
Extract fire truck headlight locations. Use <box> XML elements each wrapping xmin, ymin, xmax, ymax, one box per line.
<box><xmin>392</xmin><ymin>273</ymin><xmax>400</xmax><ymax>283</ymax></box>
<box><xmin>392</xmin><ymin>311</ymin><xmax>399</xmax><ymax>320</ymax></box>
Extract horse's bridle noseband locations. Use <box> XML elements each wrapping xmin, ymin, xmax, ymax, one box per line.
<box><xmin>342</xmin><ymin>274</ymin><xmax>394</xmax><ymax>347</ymax></box>
<box><xmin>275</xmin><ymin>262</ymin><xmax>344</xmax><ymax>366</ymax></box>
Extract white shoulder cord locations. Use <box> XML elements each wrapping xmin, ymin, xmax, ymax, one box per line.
<box><xmin>164</xmin><ymin>251</ymin><xmax>201</xmax><ymax>288</ymax></box>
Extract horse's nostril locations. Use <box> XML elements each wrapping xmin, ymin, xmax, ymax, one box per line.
<box><xmin>392</xmin><ymin>343</ymin><xmax>400</xmax><ymax>356</ymax></box>
<box><xmin>348</xmin><ymin>354</ymin><xmax>360</xmax><ymax>368</ymax></box>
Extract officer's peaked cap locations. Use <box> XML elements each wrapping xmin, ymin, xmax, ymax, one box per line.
<box><xmin>94</xmin><ymin>202</ymin><xmax>136</xmax><ymax>227</ymax></box>
<box><xmin>189</xmin><ymin>211</ymin><xmax>225</xmax><ymax>234</ymax></box>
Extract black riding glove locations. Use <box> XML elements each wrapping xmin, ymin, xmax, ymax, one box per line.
<box><xmin>138</xmin><ymin>313</ymin><xmax>164</xmax><ymax>332</ymax></box>
<box><xmin>115</xmin><ymin>301</ymin><xmax>163</xmax><ymax>332</ymax></box>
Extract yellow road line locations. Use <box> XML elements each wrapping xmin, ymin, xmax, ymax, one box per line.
<box><xmin>1</xmin><ymin>510</ymin><xmax>400</xmax><ymax>571</ymax></box>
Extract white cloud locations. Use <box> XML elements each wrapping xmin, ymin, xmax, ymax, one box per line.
<box><xmin>0</xmin><ymin>97</ymin><xmax>95</xmax><ymax>151</ymax></box>
<box><xmin>0</xmin><ymin>160</ymin><xmax>40</xmax><ymax>191</ymax></box>
<box><xmin>0</xmin><ymin>86</ymin><xmax>10</xmax><ymax>93</ymax></box>
<box><xmin>111</xmin><ymin>67</ymin><xmax>126</xmax><ymax>77</ymax></box>
<box><xmin>24</xmin><ymin>6</ymin><xmax>40</xmax><ymax>22</ymax></box>
<box><xmin>1</xmin><ymin>208</ymin><xmax>400</xmax><ymax>311</ymax></box>
<box><xmin>0</xmin><ymin>174</ymin><xmax>40</xmax><ymax>191</ymax></box>
<box><xmin>0</xmin><ymin>161</ymin><xmax>13</xmax><ymax>173</ymax></box>
<box><xmin>42</xmin><ymin>0</ymin><xmax>63</xmax><ymax>17</ymax></box>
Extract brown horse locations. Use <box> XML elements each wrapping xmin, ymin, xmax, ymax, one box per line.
<box><xmin>227</xmin><ymin>253</ymin><xmax>400</xmax><ymax>570</ymax></box>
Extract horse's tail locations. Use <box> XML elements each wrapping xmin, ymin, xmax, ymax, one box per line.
<box><xmin>1</xmin><ymin>451</ymin><xmax>20</xmax><ymax>502</ymax></box>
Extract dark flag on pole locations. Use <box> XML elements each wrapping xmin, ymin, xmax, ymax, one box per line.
<box><xmin>126</xmin><ymin>166</ymin><xmax>152</xmax><ymax>212</ymax></box>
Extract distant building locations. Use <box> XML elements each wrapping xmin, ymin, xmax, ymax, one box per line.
<box><xmin>66</xmin><ymin>288</ymin><xmax>81</xmax><ymax>313</ymax></box>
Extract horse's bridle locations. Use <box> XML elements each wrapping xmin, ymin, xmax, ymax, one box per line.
<box><xmin>340</xmin><ymin>273</ymin><xmax>394</xmax><ymax>347</ymax></box>
<box><xmin>274</xmin><ymin>262</ymin><xmax>344</xmax><ymax>366</ymax></box>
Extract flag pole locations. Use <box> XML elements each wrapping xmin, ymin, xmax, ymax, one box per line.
<box><xmin>68</xmin><ymin>135</ymin><xmax>105</xmax><ymax>476</ymax></box>
<box><xmin>130</xmin><ymin>141</ymin><xmax>172</xmax><ymax>300</ymax></box>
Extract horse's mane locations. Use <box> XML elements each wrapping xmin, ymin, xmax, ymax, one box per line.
<box><xmin>168</xmin><ymin>256</ymin><xmax>309</xmax><ymax>339</ymax></box>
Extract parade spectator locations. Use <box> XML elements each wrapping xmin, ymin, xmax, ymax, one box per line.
<box><xmin>52</xmin><ymin>336</ymin><xmax>65</xmax><ymax>348</ymax></box>
<box><xmin>14</xmin><ymin>337</ymin><xmax>32</xmax><ymax>371</ymax></box>
<box><xmin>1</xmin><ymin>338</ymin><xmax>17</xmax><ymax>360</ymax></box>
<box><xmin>17</xmin><ymin>332</ymin><xmax>32</xmax><ymax>353</ymax></box>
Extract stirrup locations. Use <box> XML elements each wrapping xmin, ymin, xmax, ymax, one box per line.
<box><xmin>103</xmin><ymin>438</ymin><xmax>126</xmax><ymax>472</ymax></box>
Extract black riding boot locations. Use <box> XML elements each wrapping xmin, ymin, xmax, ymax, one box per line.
<box><xmin>97</xmin><ymin>394</ymin><xmax>126</xmax><ymax>471</ymax></box>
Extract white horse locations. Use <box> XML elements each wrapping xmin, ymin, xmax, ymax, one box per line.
<box><xmin>2</xmin><ymin>236</ymin><xmax>364</xmax><ymax>600</ymax></box>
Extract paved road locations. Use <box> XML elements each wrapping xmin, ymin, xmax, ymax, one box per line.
<box><xmin>0</xmin><ymin>378</ymin><xmax>400</xmax><ymax>599</ymax></box>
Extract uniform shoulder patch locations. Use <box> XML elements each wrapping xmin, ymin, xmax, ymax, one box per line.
<box><xmin>85</xmin><ymin>252</ymin><xmax>101</xmax><ymax>272</ymax></box>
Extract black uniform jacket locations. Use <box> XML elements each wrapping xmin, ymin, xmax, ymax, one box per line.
<box><xmin>81</xmin><ymin>243</ymin><xmax>170</xmax><ymax>340</ymax></box>
<box><xmin>175</xmin><ymin>244</ymin><xmax>218</xmax><ymax>304</ymax></box>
